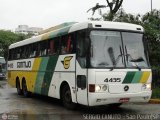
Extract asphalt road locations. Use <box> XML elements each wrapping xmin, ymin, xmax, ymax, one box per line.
<box><xmin>0</xmin><ymin>80</ymin><xmax>160</xmax><ymax>120</ymax></box>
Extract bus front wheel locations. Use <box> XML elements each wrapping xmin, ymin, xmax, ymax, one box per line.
<box><xmin>61</xmin><ymin>85</ymin><xmax>76</xmax><ymax>109</ymax></box>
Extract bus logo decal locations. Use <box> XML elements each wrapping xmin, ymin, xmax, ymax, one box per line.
<box><xmin>61</xmin><ymin>56</ymin><xmax>73</xmax><ymax>69</ymax></box>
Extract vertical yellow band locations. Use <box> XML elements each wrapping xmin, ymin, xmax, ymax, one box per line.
<box><xmin>140</xmin><ymin>71</ymin><xmax>151</xmax><ymax>83</ymax></box>
<box><xmin>29</xmin><ymin>58</ymin><xmax>42</xmax><ymax>92</ymax></box>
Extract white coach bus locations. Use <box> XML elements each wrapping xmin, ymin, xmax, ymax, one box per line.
<box><xmin>8</xmin><ymin>21</ymin><xmax>152</xmax><ymax>109</ymax></box>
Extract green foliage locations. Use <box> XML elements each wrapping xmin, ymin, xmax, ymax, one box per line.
<box><xmin>104</xmin><ymin>0</ymin><xmax>123</xmax><ymax>21</ymax></box>
<box><xmin>0</xmin><ymin>30</ymin><xmax>27</xmax><ymax>60</ymax></box>
<box><xmin>142</xmin><ymin>10</ymin><xmax>160</xmax><ymax>67</ymax></box>
<box><xmin>151</xmin><ymin>87</ymin><xmax>160</xmax><ymax>99</ymax></box>
<box><xmin>113</xmin><ymin>9</ymin><xmax>141</xmax><ymax>24</ymax></box>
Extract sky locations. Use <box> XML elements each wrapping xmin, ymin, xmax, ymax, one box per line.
<box><xmin>0</xmin><ymin>0</ymin><xmax>160</xmax><ymax>31</ymax></box>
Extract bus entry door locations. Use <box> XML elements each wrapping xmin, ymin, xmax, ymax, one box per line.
<box><xmin>76</xmin><ymin>61</ymin><xmax>88</xmax><ymax>105</ymax></box>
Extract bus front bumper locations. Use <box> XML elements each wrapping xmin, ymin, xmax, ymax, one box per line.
<box><xmin>88</xmin><ymin>91</ymin><xmax>152</xmax><ymax>106</ymax></box>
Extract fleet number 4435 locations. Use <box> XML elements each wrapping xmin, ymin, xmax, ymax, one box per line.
<box><xmin>104</xmin><ymin>78</ymin><xmax>121</xmax><ymax>82</ymax></box>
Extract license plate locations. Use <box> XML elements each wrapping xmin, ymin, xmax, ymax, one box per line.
<box><xmin>119</xmin><ymin>98</ymin><xmax>130</xmax><ymax>103</ymax></box>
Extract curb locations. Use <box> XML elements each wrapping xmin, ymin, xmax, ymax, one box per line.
<box><xmin>149</xmin><ymin>99</ymin><xmax>160</xmax><ymax>104</ymax></box>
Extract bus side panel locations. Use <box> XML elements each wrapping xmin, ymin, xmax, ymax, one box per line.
<box><xmin>48</xmin><ymin>72</ymin><xmax>76</xmax><ymax>101</ymax></box>
<box><xmin>7</xmin><ymin>58</ymin><xmax>42</xmax><ymax>92</ymax></box>
<box><xmin>48</xmin><ymin>54</ymin><xmax>76</xmax><ymax>103</ymax></box>
<box><xmin>8</xmin><ymin>71</ymin><xmax>16</xmax><ymax>88</ymax></box>
<box><xmin>8</xmin><ymin>71</ymin><xmax>39</xmax><ymax>92</ymax></box>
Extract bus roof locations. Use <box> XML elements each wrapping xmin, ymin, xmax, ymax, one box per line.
<box><xmin>9</xmin><ymin>21</ymin><xmax>144</xmax><ymax>49</ymax></box>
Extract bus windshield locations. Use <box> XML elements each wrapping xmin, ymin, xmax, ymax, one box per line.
<box><xmin>90</xmin><ymin>30</ymin><xmax>149</xmax><ymax>68</ymax></box>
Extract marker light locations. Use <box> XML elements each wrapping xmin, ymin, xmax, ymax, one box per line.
<box><xmin>142</xmin><ymin>83</ymin><xmax>151</xmax><ymax>90</ymax></box>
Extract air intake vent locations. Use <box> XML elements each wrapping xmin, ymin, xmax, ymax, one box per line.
<box><xmin>137</xmin><ymin>28</ymin><xmax>141</xmax><ymax>30</ymax></box>
<box><xmin>95</xmin><ymin>25</ymin><xmax>102</xmax><ymax>27</ymax></box>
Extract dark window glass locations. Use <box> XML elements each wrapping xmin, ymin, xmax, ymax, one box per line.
<box><xmin>90</xmin><ymin>30</ymin><xmax>124</xmax><ymax>68</ymax></box>
<box><xmin>48</xmin><ymin>38</ymin><xmax>60</xmax><ymax>55</ymax></box>
<box><xmin>60</xmin><ymin>35</ymin><xmax>75</xmax><ymax>55</ymax></box>
<box><xmin>39</xmin><ymin>41</ymin><xmax>48</xmax><ymax>56</ymax></box>
<box><xmin>122</xmin><ymin>32</ymin><xmax>149</xmax><ymax>68</ymax></box>
<box><xmin>76</xmin><ymin>31</ymin><xmax>87</xmax><ymax>68</ymax></box>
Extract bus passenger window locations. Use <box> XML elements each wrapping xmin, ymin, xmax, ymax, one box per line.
<box><xmin>66</xmin><ymin>36</ymin><xmax>72</xmax><ymax>53</ymax></box>
<box><xmin>13</xmin><ymin>48</ymin><xmax>17</xmax><ymax>60</ymax></box>
<box><xmin>40</xmin><ymin>41</ymin><xmax>48</xmax><ymax>56</ymax></box>
<box><xmin>30</xmin><ymin>44</ymin><xmax>36</xmax><ymax>57</ymax></box>
<box><xmin>60</xmin><ymin>35</ymin><xmax>73</xmax><ymax>54</ymax></box>
<box><xmin>36</xmin><ymin>43</ymin><xmax>40</xmax><ymax>57</ymax></box>
<box><xmin>25</xmin><ymin>45</ymin><xmax>31</xmax><ymax>58</ymax></box>
<box><xmin>61</xmin><ymin>36</ymin><xmax>67</xmax><ymax>54</ymax></box>
<box><xmin>49</xmin><ymin>38</ymin><xmax>60</xmax><ymax>55</ymax></box>
<box><xmin>49</xmin><ymin>40</ymin><xmax>55</xmax><ymax>55</ymax></box>
<box><xmin>21</xmin><ymin>46</ymin><xmax>26</xmax><ymax>59</ymax></box>
<box><xmin>16</xmin><ymin>48</ymin><xmax>21</xmax><ymax>59</ymax></box>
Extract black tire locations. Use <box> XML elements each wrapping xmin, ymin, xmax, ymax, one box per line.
<box><xmin>16</xmin><ymin>80</ymin><xmax>22</xmax><ymax>95</ymax></box>
<box><xmin>22</xmin><ymin>80</ymin><xmax>30</xmax><ymax>97</ymax></box>
<box><xmin>61</xmin><ymin>85</ymin><xmax>76</xmax><ymax>109</ymax></box>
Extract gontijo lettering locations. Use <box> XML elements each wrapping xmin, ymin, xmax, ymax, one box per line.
<box><xmin>17</xmin><ymin>61</ymin><xmax>31</xmax><ymax>68</ymax></box>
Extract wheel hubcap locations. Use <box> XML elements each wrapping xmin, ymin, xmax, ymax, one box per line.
<box><xmin>64</xmin><ymin>90</ymin><xmax>71</xmax><ymax>102</ymax></box>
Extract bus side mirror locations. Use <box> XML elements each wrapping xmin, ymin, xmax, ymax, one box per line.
<box><xmin>77</xmin><ymin>75</ymin><xmax>86</xmax><ymax>89</ymax></box>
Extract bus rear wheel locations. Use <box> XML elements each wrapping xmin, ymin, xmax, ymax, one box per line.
<box><xmin>16</xmin><ymin>80</ymin><xmax>22</xmax><ymax>95</ymax></box>
<box><xmin>22</xmin><ymin>80</ymin><xmax>30</xmax><ymax>97</ymax></box>
<box><xmin>61</xmin><ymin>85</ymin><xmax>76</xmax><ymax>109</ymax></box>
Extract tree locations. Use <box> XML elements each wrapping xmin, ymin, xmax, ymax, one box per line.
<box><xmin>104</xmin><ymin>0</ymin><xmax>123</xmax><ymax>21</ymax></box>
<box><xmin>142</xmin><ymin>10</ymin><xmax>160</xmax><ymax>67</ymax></box>
<box><xmin>0</xmin><ymin>30</ymin><xmax>26</xmax><ymax>60</ymax></box>
<box><xmin>113</xmin><ymin>8</ymin><xmax>141</xmax><ymax>24</ymax></box>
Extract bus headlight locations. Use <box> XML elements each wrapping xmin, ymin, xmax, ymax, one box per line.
<box><xmin>95</xmin><ymin>85</ymin><xmax>108</xmax><ymax>92</ymax></box>
<box><xmin>95</xmin><ymin>85</ymin><xmax>101</xmax><ymax>92</ymax></box>
<box><xmin>146</xmin><ymin>83</ymin><xmax>151</xmax><ymax>89</ymax></box>
<box><xmin>142</xmin><ymin>83</ymin><xmax>151</xmax><ymax>90</ymax></box>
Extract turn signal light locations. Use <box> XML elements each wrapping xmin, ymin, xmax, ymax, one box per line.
<box><xmin>89</xmin><ymin>84</ymin><xmax>95</xmax><ymax>92</ymax></box>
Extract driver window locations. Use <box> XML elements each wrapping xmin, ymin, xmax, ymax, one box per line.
<box><xmin>76</xmin><ymin>31</ymin><xmax>87</xmax><ymax>68</ymax></box>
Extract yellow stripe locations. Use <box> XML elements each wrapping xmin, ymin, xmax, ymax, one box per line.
<box><xmin>32</xmin><ymin>58</ymin><xmax>42</xmax><ymax>71</ymax></box>
<box><xmin>41</xmin><ymin>32</ymin><xmax>50</xmax><ymax>40</ymax></box>
<box><xmin>29</xmin><ymin>58</ymin><xmax>42</xmax><ymax>92</ymax></box>
<box><xmin>140</xmin><ymin>71</ymin><xmax>151</xmax><ymax>83</ymax></box>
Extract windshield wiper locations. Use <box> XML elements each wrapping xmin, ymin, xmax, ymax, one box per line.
<box><xmin>130</xmin><ymin>57</ymin><xmax>144</xmax><ymax>62</ymax></box>
<box><xmin>125</xmin><ymin>45</ymin><xmax>142</xmax><ymax>71</ymax></box>
<box><xmin>126</xmin><ymin>54</ymin><xmax>142</xmax><ymax>71</ymax></box>
<box><xmin>98</xmin><ymin>62</ymin><xmax>109</xmax><ymax>66</ymax></box>
<box><xmin>108</xmin><ymin>46</ymin><xmax>123</xmax><ymax>71</ymax></box>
